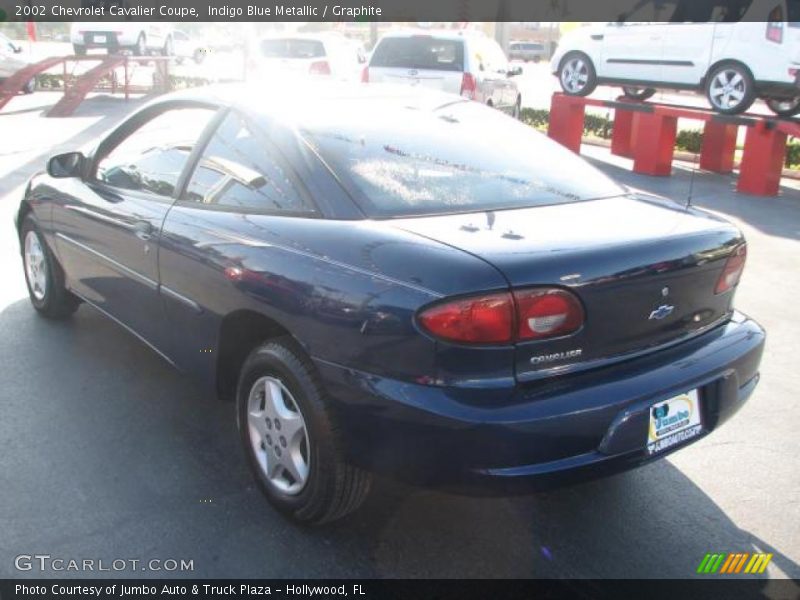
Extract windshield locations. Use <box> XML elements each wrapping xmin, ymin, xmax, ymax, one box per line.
<box><xmin>301</xmin><ymin>100</ymin><xmax>623</xmax><ymax>218</ymax></box>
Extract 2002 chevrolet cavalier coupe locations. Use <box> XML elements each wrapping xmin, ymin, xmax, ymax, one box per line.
<box><xmin>16</xmin><ymin>83</ymin><xmax>765</xmax><ymax>523</ymax></box>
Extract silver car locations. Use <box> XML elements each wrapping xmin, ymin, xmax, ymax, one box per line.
<box><xmin>364</xmin><ymin>29</ymin><xmax>522</xmax><ymax>118</ymax></box>
<box><xmin>509</xmin><ymin>41</ymin><xmax>548</xmax><ymax>63</ymax></box>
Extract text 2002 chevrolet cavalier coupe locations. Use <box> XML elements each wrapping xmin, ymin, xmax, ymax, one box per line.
<box><xmin>16</xmin><ymin>84</ymin><xmax>764</xmax><ymax>523</ymax></box>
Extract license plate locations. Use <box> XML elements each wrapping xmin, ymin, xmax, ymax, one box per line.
<box><xmin>646</xmin><ymin>389</ymin><xmax>702</xmax><ymax>455</ymax></box>
<box><xmin>94</xmin><ymin>35</ymin><xmax>107</xmax><ymax>44</ymax></box>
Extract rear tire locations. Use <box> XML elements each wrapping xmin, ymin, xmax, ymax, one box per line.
<box><xmin>705</xmin><ymin>62</ymin><xmax>755</xmax><ymax>115</ymax></box>
<box><xmin>622</xmin><ymin>86</ymin><xmax>656</xmax><ymax>101</ymax></box>
<box><xmin>766</xmin><ymin>97</ymin><xmax>800</xmax><ymax>117</ymax></box>
<box><xmin>20</xmin><ymin>215</ymin><xmax>80</xmax><ymax>319</ymax></box>
<box><xmin>237</xmin><ymin>339</ymin><xmax>371</xmax><ymax>524</ymax></box>
<box><xmin>558</xmin><ymin>52</ymin><xmax>597</xmax><ymax>97</ymax></box>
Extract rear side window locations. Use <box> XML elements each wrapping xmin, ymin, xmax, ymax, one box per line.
<box><xmin>303</xmin><ymin>100</ymin><xmax>622</xmax><ymax>218</ymax></box>
<box><xmin>370</xmin><ymin>36</ymin><xmax>464</xmax><ymax>72</ymax></box>
<box><xmin>96</xmin><ymin>107</ymin><xmax>215</xmax><ymax>198</ymax></box>
<box><xmin>182</xmin><ymin>112</ymin><xmax>314</xmax><ymax>215</ymax></box>
<box><xmin>260</xmin><ymin>38</ymin><xmax>325</xmax><ymax>59</ymax></box>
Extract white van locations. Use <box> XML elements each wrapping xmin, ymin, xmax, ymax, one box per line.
<box><xmin>551</xmin><ymin>0</ymin><xmax>800</xmax><ymax>115</ymax></box>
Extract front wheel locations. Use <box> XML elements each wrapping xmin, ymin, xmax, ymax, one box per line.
<box><xmin>766</xmin><ymin>97</ymin><xmax>800</xmax><ymax>117</ymax></box>
<box><xmin>622</xmin><ymin>86</ymin><xmax>656</xmax><ymax>101</ymax></box>
<box><xmin>558</xmin><ymin>52</ymin><xmax>597</xmax><ymax>97</ymax></box>
<box><xmin>705</xmin><ymin>63</ymin><xmax>755</xmax><ymax>114</ymax></box>
<box><xmin>20</xmin><ymin>215</ymin><xmax>80</xmax><ymax>319</ymax></box>
<box><xmin>237</xmin><ymin>339</ymin><xmax>371</xmax><ymax>524</ymax></box>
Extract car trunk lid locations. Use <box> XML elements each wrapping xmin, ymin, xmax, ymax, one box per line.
<box><xmin>390</xmin><ymin>195</ymin><xmax>743</xmax><ymax>381</ymax></box>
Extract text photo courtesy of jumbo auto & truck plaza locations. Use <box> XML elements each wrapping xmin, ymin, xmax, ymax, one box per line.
<box><xmin>0</xmin><ymin>0</ymin><xmax>798</xmax><ymax>598</ymax></box>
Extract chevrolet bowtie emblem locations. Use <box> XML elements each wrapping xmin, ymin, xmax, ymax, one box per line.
<box><xmin>649</xmin><ymin>304</ymin><xmax>675</xmax><ymax>320</ymax></box>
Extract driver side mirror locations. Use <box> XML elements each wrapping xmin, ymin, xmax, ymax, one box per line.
<box><xmin>13</xmin><ymin>43</ymin><xmax>23</xmax><ymax>54</ymax></box>
<box><xmin>47</xmin><ymin>152</ymin><xmax>86</xmax><ymax>178</ymax></box>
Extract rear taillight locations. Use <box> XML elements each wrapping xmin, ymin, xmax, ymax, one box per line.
<box><xmin>361</xmin><ymin>66</ymin><xmax>369</xmax><ymax>83</ymax></box>
<box><xmin>514</xmin><ymin>288</ymin><xmax>585</xmax><ymax>341</ymax></box>
<box><xmin>418</xmin><ymin>292</ymin><xmax>514</xmax><ymax>344</ymax></box>
<box><xmin>309</xmin><ymin>60</ymin><xmax>331</xmax><ymax>75</ymax></box>
<box><xmin>460</xmin><ymin>72</ymin><xmax>477</xmax><ymax>100</ymax></box>
<box><xmin>715</xmin><ymin>244</ymin><xmax>747</xmax><ymax>294</ymax></box>
<box><xmin>417</xmin><ymin>287</ymin><xmax>584</xmax><ymax>345</ymax></box>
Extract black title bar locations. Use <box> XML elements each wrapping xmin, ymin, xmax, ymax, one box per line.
<box><xmin>0</xmin><ymin>0</ymin><xmax>785</xmax><ymax>22</ymax></box>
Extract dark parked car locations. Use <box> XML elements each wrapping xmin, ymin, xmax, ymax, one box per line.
<box><xmin>16</xmin><ymin>83</ymin><xmax>764</xmax><ymax>524</ymax></box>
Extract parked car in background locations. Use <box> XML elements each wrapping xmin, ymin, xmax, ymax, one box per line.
<box><xmin>70</xmin><ymin>22</ymin><xmax>175</xmax><ymax>57</ymax></box>
<box><xmin>364</xmin><ymin>29</ymin><xmax>522</xmax><ymax>118</ymax></box>
<box><xmin>0</xmin><ymin>32</ymin><xmax>34</xmax><ymax>94</ymax></box>
<box><xmin>552</xmin><ymin>0</ymin><xmax>800</xmax><ymax>115</ymax></box>
<box><xmin>248</xmin><ymin>33</ymin><xmax>363</xmax><ymax>81</ymax></box>
<box><xmin>172</xmin><ymin>29</ymin><xmax>208</xmax><ymax>65</ymax></box>
<box><xmin>509</xmin><ymin>41</ymin><xmax>547</xmax><ymax>63</ymax></box>
<box><xmin>15</xmin><ymin>83</ymin><xmax>763</xmax><ymax>523</ymax></box>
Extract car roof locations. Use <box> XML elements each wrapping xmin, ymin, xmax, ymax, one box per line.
<box><xmin>377</xmin><ymin>28</ymin><xmax>487</xmax><ymax>42</ymax></box>
<box><xmin>152</xmin><ymin>81</ymin><xmax>465</xmax><ymax>123</ymax></box>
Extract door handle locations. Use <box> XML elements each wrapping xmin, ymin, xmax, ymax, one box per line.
<box><xmin>134</xmin><ymin>221</ymin><xmax>153</xmax><ymax>241</ymax></box>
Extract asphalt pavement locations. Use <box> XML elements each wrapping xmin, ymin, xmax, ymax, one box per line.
<box><xmin>0</xmin><ymin>90</ymin><xmax>798</xmax><ymax>581</ymax></box>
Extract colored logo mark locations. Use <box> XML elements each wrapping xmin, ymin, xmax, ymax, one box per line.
<box><xmin>697</xmin><ymin>552</ymin><xmax>773</xmax><ymax>574</ymax></box>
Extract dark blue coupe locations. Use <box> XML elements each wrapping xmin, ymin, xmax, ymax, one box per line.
<box><xmin>16</xmin><ymin>84</ymin><xmax>764</xmax><ymax>523</ymax></box>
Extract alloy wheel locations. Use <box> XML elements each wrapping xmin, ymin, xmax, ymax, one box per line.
<box><xmin>246</xmin><ymin>376</ymin><xmax>310</xmax><ymax>495</ymax></box>
<box><xmin>708</xmin><ymin>68</ymin><xmax>747</xmax><ymax>111</ymax></box>
<box><xmin>24</xmin><ymin>231</ymin><xmax>47</xmax><ymax>301</ymax></box>
<box><xmin>560</xmin><ymin>57</ymin><xmax>589</xmax><ymax>94</ymax></box>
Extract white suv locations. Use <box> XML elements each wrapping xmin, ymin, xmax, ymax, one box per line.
<box><xmin>551</xmin><ymin>0</ymin><xmax>800</xmax><ymax>115</ymax></box>
<box><xmin>365</xmin><ymin>29</ymin><xmax>522</xmax><ymax>118</ymax></box>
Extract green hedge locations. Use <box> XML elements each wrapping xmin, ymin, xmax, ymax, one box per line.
<box><xmin>520</xmin><ymin>107</ymin><xmax>800</xmax><ymax>168</ymax></box>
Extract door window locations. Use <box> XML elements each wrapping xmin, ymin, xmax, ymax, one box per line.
<box><xmin>182</xmin><ymin>112</ymin><xmax>314</xmax><ymax>214</ymax></box>
<box><xmin>96</xmin><ymin>107</ymin><xmax>215</xmax><ymax>198</ymax></box>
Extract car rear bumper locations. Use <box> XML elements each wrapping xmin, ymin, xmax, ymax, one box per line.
<box><xmin>314</xmin><ymin>311</ymin><xmax>764</xmax><ymax>493</ymax></box>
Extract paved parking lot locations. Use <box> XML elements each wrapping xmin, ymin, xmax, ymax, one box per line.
<box><xmin>0</xmin><ymin>92</ymin><xmax>798</xmax><ymax>581</ymax></box>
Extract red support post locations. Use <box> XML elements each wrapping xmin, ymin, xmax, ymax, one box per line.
<box><xmin>737</xmin><ymin>121</ymin><xmax>787</xmax><ymax>196</ymax></box>
<box><xmin>631</xmin><ymin>111</ymin><xmax>678</xmax><ymax>176</ymax></box>
<box><xmin>700</xmin><ymin>121</ymin><xmax>738</xmax><ymax>173</ymax></box>
<box><xmin>547</xmin><ymin>93</ymin><xmax>585</xmax><ymax>154</ymax></box>
<box><xmin>610</xmin><ymin>107</ymin><xmax>635</xmax><ymax>158</ymax></box>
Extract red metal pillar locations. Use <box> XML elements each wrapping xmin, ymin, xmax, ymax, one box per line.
<box><xmin>547</xmin><ymin>93</ymin><xmax>585</xmax><ymax>154</ymax></box>
<box><xmin>631</xmin><ymin>111</ymin><xmax>678</xmax><ymax>176</ymax></box>
<box><xmin>737</xmin><ymin>121</ymin><xmax>787</xmax><ymax>196</ymax></box>
<box><xmin>700</xmin><ymin>121</ymin><xmax>738</xmax><ymax>173</ymax></box>
<box><xmin>611</xmin><ymin>107</ymin><xmax>635</xmax><ymax>158</ymax></box>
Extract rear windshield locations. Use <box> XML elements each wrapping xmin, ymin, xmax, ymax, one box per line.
<box><xmin>370</xmin><ymin>36</ymin><xmax>464</xmax><ymax>72</ymax></box>
<box><xmin>301</xmin><ymin>100</ymin><xmax>623</xmax><ymax>218</ymax></box>
<box><xmin>260</xmin><ymin>38</ymin><xmax>325</xmax><ymax>59</ymax></box>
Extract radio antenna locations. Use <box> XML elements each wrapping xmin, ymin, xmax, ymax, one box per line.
<box><xmin>686</xmin><ymin>144</ymin><xmax>700</xmax><ymax>209</ymax></box>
